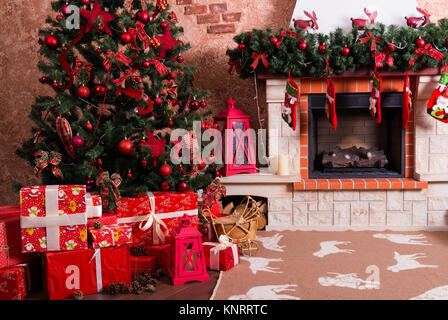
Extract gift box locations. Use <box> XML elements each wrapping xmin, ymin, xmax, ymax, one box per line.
<box><xmin>0</xmin><ymin>205</ymin><xmax>38</xmax><ymax>269</ymax></box>
<box><xmin>43</xmin><ymin>245</ymin><xmax>130</xmax><ymax>300</ymax></box>
<box><xmin>203</xmin><ymin>241</ymin><xmax>239</xmax><ymax>271</ymax></box>
<box><xmin>116</xmin><ymin>191</ymin><xmax>198</xmax><ymax>246</ymax></box>
<box><xmin>130</xmin><ymin>255</ymin><xmax>156</xmax><ymax>277</ymax></box>
<box><xmin>143</xmin><ymin>244</ymin><xmax>172</xmax><ymax>270</ymax></box>
<box><xmin>20</xmin><ymin>185</ymin><xmax>88</xmax><ymax>253</ymax></box>
<box><xmin>87</xmin><ymin>211</ymin><xmax>117</xmax><ymax>228</ymax></box>
<box><xmin>0</xmin><ymin>257</ymin><xmax>41</xmax><ymax>300</ymax></box>
<box><xmin>88</xmin><ymin>225</ymin><xmax>132</xmax><ymax>249</ymax></box>
<box><xmin>86</xmin><ymin>192</ymin><xmax>102</xmax><ymax>219</ymax></box>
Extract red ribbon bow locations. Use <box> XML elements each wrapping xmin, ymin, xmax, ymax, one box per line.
<box><xmin>96</xmin><ymin>171</ymin><xmax>122</xmax><ymax>209</ymax></box>
<box><xmin>409</xmin><ymin>43</ymin><xmax>445</xmax><ymax>66</ymax></box>
<box><xmin>276</xmin><ymin>30</ymin><xmax>304</xmax><ymax>48</ymax></box>
<box><xmin>161</xmin><ymin>79</ymin><xmax>178</xmax><ymax>99</ymax></box>
<box><xmin>359</xmin><ymin>32</ymin><xmax>381</xmax><ymax>52</ymax></box>
<box><xmin>128</xmin><ymin>21</ymin><xmax>151</xmax><ymax>51</ymax></box>
<box><xmin>251</xmin><ymin>52</ymin><xmax>270</xmax><ymax>70</ymax></box>
<box><xmin>103</xmin><ymin>50</ymin><xmax>133</xmax><ymax>71</ymax></box>
<box><xmin>228</xmin><ymin>59</ymin><xmax>240</xmax><ymax>74</ymax></box>
<box><xmin>113</xmin><ymin>66</ymin><xmax>139</xmax><ymax>86</ymax></box>
<box><xmin>34</xmin><ymin>150</ymin><xmax>63</xmax><ymax>180</ymax></box>
<box><xmin>374</xmin><ymin>50</ymin><xmax>394</xmax><ymax>68</ymax></box>
<box><xmin>144</xmin><ymin>59</ymin><xmax>168</xmax><ymax>75</ymax></box>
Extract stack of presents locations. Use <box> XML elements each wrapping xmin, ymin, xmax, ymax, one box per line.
<box><xmin>0</xmin><ymin>181</ymin><xmax>239</xmax><ymax>300</ymax></box>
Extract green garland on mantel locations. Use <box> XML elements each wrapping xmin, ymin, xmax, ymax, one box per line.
<box><xmin>226</xmin><ymin>19</ymin><xmax>448</xmax><ymax>79</ymax></box>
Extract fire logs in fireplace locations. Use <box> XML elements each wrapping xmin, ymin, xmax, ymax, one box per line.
<box><xmin>321</xmin><ymin>146</ymin><xmax>388</xmax><ymax>168</ymax></box>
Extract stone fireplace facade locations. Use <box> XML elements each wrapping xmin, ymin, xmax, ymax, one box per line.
<box><xmin>255</xmin><ymin>73</ymin><xmax>448</xmax><ymax>229</ymax></box>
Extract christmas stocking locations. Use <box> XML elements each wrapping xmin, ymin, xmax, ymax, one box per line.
<box><xmin>326</xmin><ymin>76</ymin><xmax>337</xmax><ymax>130</ymax></box>
<box><xmin>282</xmin><ymin>72</ymin><xmax>298</xmax><ymax>131</ymax></box>
<box><xmin>369</xmin><ymin>68</ymin><xmax>382</xmax><ymax>124</ymax></box>
<box><xmin>427</xmin><ymin>64</ymin><xmax>448</xmax><ymax>123</ymax></box>
<box><xmin>403</xmin><ymin>70</ymin><xmax>413</xmax><ymax>128</ymax></box>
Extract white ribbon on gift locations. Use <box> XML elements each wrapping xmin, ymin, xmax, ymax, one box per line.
<box><xmin>21</xmin><ymin>185</ymin><xmax>87</xmax><ymax>251</ymax></box>
<box><xmin>203</xmin><ymin>235</ymin><xmax>239</xmax><ymax>271</ymax></box>
<box><xmin>103</xmin><ymin>226</ymin><xmax>115</xmax><ymax>247</ymax></box>
<box><xmin>86</xmin><ymin>193</ymin><xmax>102</xmax><ymax>219</ymax></box>
<box><xmin>89</xmin><ymin>249</ymin><xmax>103</xmax><ymax>292</ymax></box>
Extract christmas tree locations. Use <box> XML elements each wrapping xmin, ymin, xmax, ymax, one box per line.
<box><xmin>16</xmin><ymin>0</ymin><xmax>221</xmax><ymax>209</ymax></box>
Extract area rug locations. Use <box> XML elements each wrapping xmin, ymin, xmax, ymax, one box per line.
<box><xmin>210</xmin><ymin>230</ymin><xmax>448</xmax><ymax>300</ymax></box>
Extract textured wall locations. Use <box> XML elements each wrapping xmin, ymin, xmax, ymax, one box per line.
<box><xmin>0</xmin><ymin>0</ymin><xmax>446</xmax><ymax>205</ymax></box>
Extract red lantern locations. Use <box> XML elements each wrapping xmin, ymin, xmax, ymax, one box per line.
<box><xmin>169</xmin><ymin>215</ymin><xmax>209</xmax><ymax>286</ymax></box>
<box><xmin>214</xmin><ymin>97</ymin><xmax>258</xmax><ymax>177</ymax></box>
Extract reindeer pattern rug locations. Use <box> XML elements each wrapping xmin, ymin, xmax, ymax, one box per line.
<box><xmin>210</xmin><ymin>231</ymin><xmax>448</xmax><ymax>300</ymax></box>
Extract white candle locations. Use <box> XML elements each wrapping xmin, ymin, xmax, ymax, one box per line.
<box><xmin>277</xmin><ymin>154</ymin><xmax>290</xmax><ymax>176</ymax></box>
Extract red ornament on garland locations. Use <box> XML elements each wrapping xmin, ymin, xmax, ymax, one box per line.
<box><xmin>44</xmin><ymin>35</ymin><xmax>59</xmax><ymax>49</ymax></box>
<box><xmin>299</xmin><ymin>41</ymin><xmax>307</xmax><ymax>51</ymax></box>
<box><xmin>161</xmin><ymin>181</ymin><xmax>170</xmax><ymax>191</ymax></box>
<box><xmin>80</xmin><ymin>0</ymin><xmax>115</xmax><ymax>36</ymax></box>
<box><xmin>177</xmin><ymin>56</ymin><xmax>184</xmax><ymax>63</ymax></box>
<box><xmin>160</xmin><ymin>21</ymin><xmax>168</xmax><ymax>29</ymax></box>
<box><xmin>51</xmin><ymin>81</ymin><xmax>59</xmax><ymax>90</ymax></box>
<box><xmin>387</xmin><ymin>43</ymin><xmax>396</xmax><ymax>52</ymax></box>
<box><xmin>200</xmin><ymin>101</ymin><xmax>207</xmax><ymax>108</ymax></box>
<box><xmin>318</xmin><ymin>44</ymin><xmax>327</xmax><ymax>53</ymax></box>
<box><xmin>61</xmin><ymin>46</ymin><xmax>68</xmax><ymax>52</ymax></box>
<box><xmin>177</xmin><ymin>181</ymin><xmax>188</xmax><ymax>192</ymax></box>
<box><xmin>168</xmin><ymin>120</ymin><xmax>174</xmax><ymax>127</ymax></box>
<box><xmin>155</xmin><ymin>97</ymin><xmax>162</xmax><ymax>105</ymax></box>
<box><xmin>160</xmin><ymin>164</ymin><xmax>172</xmax><ymax>177</ymax></box>
<box><xmin>190</xmin><ymin>100</ymin><xmax>200</xmax><ymax>111</ymax></box>
<box><xmin>127</xmin><ymin>170</ymin><xmax>133</xmax><ymax>179</ymax></box>
<box><xmin>342</xmin><ymin>46</ymin><xmax>350</xmax><ymax>56</ymax></box>
<box><xmin>96</xmin><ymin>48</ymin><xmax>103</xmax><ymax>54</ymax></box>
<box><xmin>178</xmin><ymin>165</ymin><xmax>184</xmax><ymax>173</ymax></box>
<box><xmin>77</xmin><ymin>86</ymin><xmax>90</xmax><ymax>98</ymax></box>
<box><xmin>72</xmin><ymin>135</ymin><xmax>85</xmax><ymax>148</ymax></box>
<box><xmin>141</xmin><ymin>159</ymin><xmax>148</xmax><ymax>166</ymax></box>
<box><xmin>85</xmin><ymin>122</ymin><xmax>93</xmax><ymax>131</ymax></box>
<box><xmin>238</xmin><ymin>43</ymin><xmax>245</xmax><ymax>52</ymax></box>
<box><xmin>417</xmin><ymin>38</ymin><xmax>426</xmax><ymax>48</ymax></box>
<box><xmin>137</xmin><ymin>10</ymin><xmax>152</xmax><ymax>24</ymax></box>
<box><xmin>143</xmin><ymin>61</ymin><xmax>151</xmax><ymax>68</ymax></box>
<box><xmin>270</xmin><ymin>36</ymin><xmax>278</xmax><ymax>46</ymax></box>
<box><xmin>118</xmin><ymin>139</ymin><xmax>134</xmax><ymax>155</ymax></box>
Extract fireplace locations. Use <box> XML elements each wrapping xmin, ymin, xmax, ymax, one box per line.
<box><xmin>308</xmin><ymin>92</ymin><xmax>405</xmax><ymax>179</ymax></box>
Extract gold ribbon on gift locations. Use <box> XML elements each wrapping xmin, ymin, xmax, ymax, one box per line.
<box><xmin>139</xmin><ymin>192</ymin><xmax>169</xmax><ymax>245</ymax></box>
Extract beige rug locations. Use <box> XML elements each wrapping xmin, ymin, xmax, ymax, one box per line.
<box><xmin>210</xmin><ymin>230</ymin><xmax>448</xmax><ymax>300</ymax></box>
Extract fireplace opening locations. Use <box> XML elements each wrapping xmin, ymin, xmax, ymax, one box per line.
<box><xmin>308</xmin><ymin>93</ymin><xmax>405</xmax><ymax>179</ymax></box>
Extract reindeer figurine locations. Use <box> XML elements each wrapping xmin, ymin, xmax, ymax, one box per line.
<box><xmin>351</xmin><ymin>8</ymin><xmax>377</xmax><ymax>30</ymax></box>
<box><xmin>293</xmin><ymin>10</ymin><xmax>318</xmax><ymax>32</ymax></box>
<box><xmin>405</xmin><ymin>7</ymin><xmax>431</xmax><ymax>28</ymax></box>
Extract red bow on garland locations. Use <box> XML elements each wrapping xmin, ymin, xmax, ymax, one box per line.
<box><xmin>144</xmin><ymin>59</ymin><xmax>168</xmax><ymax>75</ymax></box>
<box><xmin>251</xmin><ymin>52</ymin><xmax>270</xmax><ymax>70</ymax></box>
<box><xmin>409</xmin><ymin>43</ymin><xmax>444</xmax><ymax>66</ymax></box>
<box><xmin>96</xmin><ymin>171</ymin><xmax>122</xmax><ymax>209</ymax></box>
<box><xmin>276</xmin><ymin>30</ymin><xmax>304</xmax><ymax>48</ymax></box>
<box><xmin>34</xmin><ymin>150</ymin><xmax>63</xmax><ymax>180</ymax></box>
<box><xmin>103</xmin><ymin>50</ymin><xmax>133</xmax><ymax>71</ymax></box>
<box><xmin>128</xmin><ymin>21</ymin><xmax>152</xmax><ymax>51</ymax></box>
<box><xmin>374</xmin><ymin>50</ymin><xmax>394</xmax><ymax>68</ymax></box>
<box><xmin>359</xmin><ymin>31</ymin><xmax>381</xmax><ymax>52</ymax></box>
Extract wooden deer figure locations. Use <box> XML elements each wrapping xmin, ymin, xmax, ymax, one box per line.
<box><xmin>293</xmin><ymin>10</ymin><xmax>318</xmax><ymax>32</ymax></box>
<box><xmin>351</xmin><ymin>8</ymin><xmax>378</xmax><ymax>30</ymax></box>
<box><xmin>405</xmin><ymin>7</ymin><xmax>431</xmax><ymax>28</ymax></box>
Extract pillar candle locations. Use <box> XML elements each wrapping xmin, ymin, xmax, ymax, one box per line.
<box><xmin>277</xmin><ymin>154</ymin><xmax>290</xmax><ymax>175</ymax></box>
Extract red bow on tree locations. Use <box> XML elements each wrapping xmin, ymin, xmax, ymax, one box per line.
<box><xmin>359</xmin><ymin>31</ymin><xmax>381</xmax><ymax>51</ymax></box>
<box><xmin>96</xmin><ymin>171</ymin><xmax>122</xmax><ymax>209</ymax></box>
<box><xmin>34</xmin><ymin>151</ymin><xmax>63</xmax><ymax>180</ymax></box>
<box><xmin>113</xmin><ymin>67</ymin><xmax>139</xmax><ymax>86</ymax></box>
<box><xmin>128</xmin><ymin>21</ymin><xmax>152</xmax><ymax>51</ymax></box>
<box><xmin>251</xmin><ymin>52</ymin><xmax>270</xmax><ymax>70</ymax></box>
<box><xmin>409</xmin><ymin>43</ymin><xmax>444</xmax><ymax>66</ymax></box>
<box><xmin>161</xmin><ymin>79</ymin><xmax>178</xmax><ymax>99</ymax></box>
<box><xmin>103</xmin><ymin>50</ymin><xmax>133</xmax><ymax>71</ymax></box>
<box><xmin>276</xmin><ymin>30</ymin><xmax>304</xmax><ymax>48</ymax></box>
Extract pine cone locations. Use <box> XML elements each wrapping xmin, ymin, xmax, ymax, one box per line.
<box><xmin>155</xmin><ymin>268</ymin><xmax>166</xmax><ymax>279</ymax></box>
<box><xmin>93</xmin><ymin>221</ymin><xmax>103</xmax><ymax>229</ymax></box>
<box><xmin>106</xmin><ymin>283</ymin><xmax>122</xmax><ymax>295</ymax></box>
<box><xmin>73</xmin><ymin>291</ymin><xmax>84</xmax><ymax>300</ymax></box>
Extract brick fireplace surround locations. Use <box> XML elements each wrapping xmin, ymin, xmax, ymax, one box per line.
<box><xmin>221</xmin><ymin>70</ymin><xmax>448</xmax><ymax>230</ymax></box>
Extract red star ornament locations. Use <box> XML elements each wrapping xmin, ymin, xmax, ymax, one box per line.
<box><xmin>139</xmin><ymin>130</ymin><xmax>167</xmax><ymax>161</ymax></box>
<box><xmin>80</xmin><ymin>0</ymin><xmax>115</xmax><ymax>36</ymax></box>
<box><xmin>155</xmin><ymin>25</ymin><xmax>182</xmax><ymax>59</ymax></box>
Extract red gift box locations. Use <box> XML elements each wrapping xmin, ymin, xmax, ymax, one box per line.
<box><xmin>0</xmin><ymin>257</ymin><xmax>41</xmax><ymax>300</ymax></box>
<box><xmin>143</xmin><ymin>244</ymin><xmax>172</xmax><ymax>270</ymax></box>
<box><xmin>88</xmin><ymin>225</ymin><xmax>132</xmax><ymax>249</ymax></box>
<box><xmin>130</xmin><ymin>255</ymin><xmax>156</xmax><ymax>277</ymax></box>
<box><xmin>0</xmin><ymin>205</ymin><xmax>38</xmax><ymax>269</ymax></box>
<box><xmin>203</xmin><ymin>242</ymin><xmax>239</xmax><ymax>271</ymax></box>
<box><xmin>20</xmin><ymin>185</ymin><xmax>88</xmax><ymax>253</ymax></box>
<box><xmin>87</xmin><ymin>211</ymin><xmax>117</xmax><ymax>228</ymax></box>
<box><xmin>43</xmin><ymin>245</ymin><xmax>131</xmax><ymax>300</ymax></box>
<box><xmin>116</xmin><ymin>191</ymin><xmax>198</xmax><ymax>246</ymax></box>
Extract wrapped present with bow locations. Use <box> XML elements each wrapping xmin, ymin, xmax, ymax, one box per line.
<box><xmin>0</xmin><ymin>257</ymin><xmax>41</xmax><ymax>300</ymax></box>
<box><xmin>20</xmin><ymin>185</ymin><xmax>88</xmax><ymax>253</ymax></box>
<box><xmin>115</xmin><ymin>191</ymin><xmax>198</xmax><ymax>247</ymax></box>
<box><xmin>43</xmin><ymin>245</ymin><xmax>130</xmax><ymax>300</ymax></box>
<box><xmin>88</xmin><ymin>224</ymin><xmax>132</xmax><ymax>249</ymax></box>
<box><xmin>203</xmin><ymin>235</ymin><xmax>239</xmax><ymax>271</ymax></box>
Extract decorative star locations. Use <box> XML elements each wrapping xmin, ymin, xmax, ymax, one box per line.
<box><xmin>140</xmin><ymin>130</ymin><xmax>167</xmax><ymax>161</ymax></box>
<box><xmin>155</xmin><ymin>26</ymin><xmax>182</xmax><ymax>59</ymax></box>
<box><xmin>80</xmin><ymin>0</ymin><xmax>115</xmax><ymax>36</ymax></box>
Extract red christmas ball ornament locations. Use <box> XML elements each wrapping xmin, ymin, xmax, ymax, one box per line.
<box><xmin>387</xmin><ymin>43</ymin><xmax>396</xmax><ymax>52</ymax></box>
<box><xmin>96</xmin><ymin>48</ymin><xmax>103</xmax><ymax>54</ymax></box>
<box><xmin>178</xmin><ymin>165</ymin><xmax>184</xmax><ymax>173</ymax></box>
<box><xmin>137</xmin><ymin>10</ymin><xmax>151</xmax><ymax>23</ymax></box>
<box><xmin>270</xmin><ymin>36</ymin><xmax>278</xmax><ymax>46</ymax></box>
<box><xmin>118</xmin><ymin>139</ymin><xmax>134</xmax><ymax>155</ymax></box>
<box><xmin>299</xmin><ymin>41</ymin><xmax>307</xmax><ymax>51</ymax></box>
<box><xmin>61</xmin><ymin>4</ymin><xmax>72</xmax><ymax>16</ymax></box>
<box><xmin>120</xmin><ymin>32</ymin><xmax>132</xmax><ymax>45</ymax></box>
<box><xmin>97</xmin><ymin>25</ymin><xmax>104</xmax><ymax>32</ymax></box>
<box><xmin>85</xmin><ymin>122</ymin><xmax>93</xmax><ymax>131</ymax></box>
<box><xmin>77</xmin><ymin>86</ymin><xmax>90</xmax><ymax>98</ymax></box>
<box><xmin>160</xmin><ymin>21</ymin><xmax>168</xmax><ymax>29</ymax></box>
<box><xmin>177</xmin><ymin>181</ymin><xmax>188</xmax><ymax>192</ymax></box>
<box><xmin>160</xmin><ymin>164</ymin><xmax>172</xmax><ymax>177</ymax></box>
<box><xmin>61</xmin><ymin>46</ymin><xmax>68</xmax><ymax>53</ymax></box>
<box><xmin>201</xmin><ymin>122</ymin><xmax>208</xmax><ymax>131</ymax></box>
<box><xmin>81</xmin><ymin>0</ymin><xmax>90</xmax><ymax>5</ymax></box>
<box><xmin>40</xmin><ymin>76</ymin><xmax>48</xmax><ymax>83</ymax></box>
<box><xmin>155</xmin><ymin>97</ymin><xmax>162</xmax><ymax>105</ymax></box>
<box><xmin>318</xmin><ymin>44</ymin><xmax>327</xmax><ymax>53</ymax></box>
<box><xmin>176</xmin><ymin>56</ymin><xmax>184</xmax><ymax>63</ymax></box>
<box><xmin>238</xmin><ymin>43</ymin><xmax>245</xmax><ymax>52</ymax></box>
<box><xmin>72</xmin><ymin>135</ymin><xmax>85</xmax><ymax>148</ymax></box>
<box><xmin>51</xmin><ymin>81</ymin><xmax>59</xmax><ymax>90</ymax></box>
<box><xmin>56</xmin><ymin>15</ymin><xmax>63</xmax><ymax>21</ymax></box>
<box><xmin>161</xmin><ymin>181</ymin><xmax>170</xmax><ymax>191</ymax></box>
<box><xmin>143</xmin><ymin>61</ymin><xmax>151</xmax><ymax>68</ymax></box>
<box><xmin>342</xmin><ymin>46</ymin><xmax>350</xmax><ymax>56</ymax></box>
<box><xmin>190</xmin><ymin>100</ymin><xmax>200</xmax><ymax>111</ymax></box>
<box><xmin>198</xmin><ymin>159</ymin><xmax>207</xmax><ymax>171</ymax></box>
<box><xmin>93</xmin><ymin>85</ymin><xmax>106</xmax><ymax>98</ymax></box>
<box><xmin>417</xmin><ymin>38</ymin><xmax>426</xmax><ymax>48</ymax></box>
<box><xmin>141</xmin><ymin>159</ymin><xmax>148</xmax><ymax>166</ymax></box>
<box><xmin>127</xmin><ymin>171</ymin><xmax>133</xmax><ymax>179</ymax></box>
<box><xmin>44</xmin><ymin>35</ymin><xmax>59</xmax><ymax>50</ymax></box>
<box><xmin>200</xmin><ymin>101</ymin><xmax>207</xmax><ymax>108</ymax></box>
<box><xmin>168</xmin><ymin>120</ymin><xmax>174</xmax><ymax>127</ymax></box>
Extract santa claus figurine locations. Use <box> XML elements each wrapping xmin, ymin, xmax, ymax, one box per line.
<box><xmin>432</xmin><ymin>87</ymin><xmax>448</xmax><ymax>114</ymax></box>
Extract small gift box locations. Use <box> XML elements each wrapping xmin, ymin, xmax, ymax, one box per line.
<box><xmin>0</xmin><ymin>257</ymin><xmax>41</xmax><ymax>300</ymax></box>
<box><xmin>203</xmin><ymin>236</ymin><xmax>239</xmax><ymax>271</ymax></box>
<box><xmin>87</xmin><ymin>211</ymin><xmax>117</xmax><ymax>228</ymax></box>
<box><xmin>116</xmin><ymin>191</ymin><xmax>198</xmax><ymax>246</ymax></box>
<box><xmin>20</xmin><ymin>185</ymin><xmax>88</xmax><ymax>253</ymax></box>
<box><xmin>43</xmin><ymin>245</ymin><xmax>130</xmax><ymax>300</ymax></box>
<box><xmin>86</xmin><ymin>192</ymin><xmax>102</xmax><ymax>219</ymax></box>
<box><xmin>88</xmin><ymin>224</ymin><xmax>132</xmax><ymax>249</ymax></box>
<box><xmin>130</xmin><ymin>255</ymin><xmax>156</xmax><ymax>277</ymax></box>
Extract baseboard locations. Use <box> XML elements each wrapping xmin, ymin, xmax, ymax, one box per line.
<box><xmin>265</xmin><ymin>225</ymin><xmax>448</xmax><ymax>232</ymax></box>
